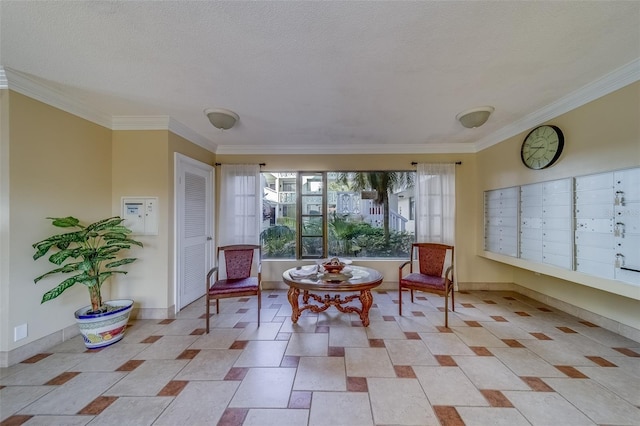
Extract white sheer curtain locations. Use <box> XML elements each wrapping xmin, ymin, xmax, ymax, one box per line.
<box><xmin>218</xmin><ymin>164</ymin><xmax>261</xmax><ymax>246</ymax></box>
<box><xmin>416</xmin><ymin>163</ymin><xmax>456</xmax><ymax>245</ymax></box>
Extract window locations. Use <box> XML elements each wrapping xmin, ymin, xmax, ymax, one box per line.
<box><xmin>261</xmin><ymin>171</ymin><xmax>415</xmax><ymax>259</ymax></box>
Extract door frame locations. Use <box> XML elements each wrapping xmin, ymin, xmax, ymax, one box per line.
<box><xmin>173</xmin><ymin>153</ymin><xmax>215</xmax><ymax>314</ymax></box>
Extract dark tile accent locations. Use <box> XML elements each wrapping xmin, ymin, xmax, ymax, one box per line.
<box><xmin>0</xmin><ymin>385</ymin><xmax>4</xmax><ymax>390</ymax></box>
<box><xmin>433</xmin><ymin>406</ymin><xmax>465</xmax><ymax>426</ymax></box>
<box><xmin>392</xmin><ymin>300</ymin><xmax>400</xmax><ymax>305</ymax></box>
<box><xmin>464</xmin><ymin>321</ymin><xmax>482</xmax><ymax>327</ymax></box>
<box><xmin>521</xmin><ymin>376</ymin><xmax>554</xmax><ymax>392</ymax></box>
<box><xmin>78</xmin><ymin>396</ymin><xmax>118</xmax><ymax>415</ymax></box>
<box><xmin>383</xmin><ymin>316</ymin><xmax>396</xmax><ymax>321</ymax></box>
<box><xmin>411</xmin><ymin>311</ymin><xmax>425</xmax><ymax>317</ymax></box>
<box><xmin>404</xmin><ymin>332</ymin><xmax>421</xmax><ymax>340</ymax></box>
<box><xmin>20</xmin><ymin>353</ymin><xmax>52</xmax><ymax>364</ymax></box>
<box><xmin>437</xmin><ymin>326</ymin><xmax>453</xmax><ymax>333</ymax></box>
<box><xmin>530</xmin><ymin>332</ymin><xmax>552</xmax><ymax>340</ymax></box>
<box><xmin>351</xmin><ymin>321</ymin><xmax>364</xmax><ymax>327</ymax></box>
<box><xmin>158</xmin><ymin>319</ymin><xmax>174</xmax><ymax>325</ymax></box>
<box><xmin>480</xmin><ymin>389</ymin><xmax>514</xmax><ymax>407</ymax></box>
<box><xmin>236</xmin><ymin>308</ymin><xmax>249</xmax><ymax>314</ymax></box>
<box><xmin>268</xmin><ymin>294</ymin><xmax>279</xmax><ymax>298</ymax></box>
<box><xmin>217</xmin><ymin>408</ymin><xmax>248</xmax><ymax>426</ymax></box>
<box><xmin>233</xmin><ymin>322</ymin><xmax>249</xmax><ymax>329</ymax></box>
<box><xmin>458</xmin><ymin>291</ymin><xmax>470</xmax><ymax>294</ymax></box>
<box><xmin>579</xmin><ymin>320</ymin><xmax>599</xmax><ymax>327</ymax></box>
<box><xmin>504</xmin><ymin>296</ymin><xmax>517</xmax><ymax>301</ymax></box>
<box><xmin>470</xmin><ymin>346</ymin><xmax>493</xmax><ymax>356</ymax></box>
<box><xmin>84</xmin><ymin>347</ymin><xmax>105</xmax><ymax>353</ymax></box>
<box><xmin>377</xmin><ymin>290</ymin><xmax>388</xmax><ymax>294</ymax></box>
<box><xmin>199</xmin><ymin>313</ymin><xmax>212</xmax><ymax>319</ymax></box>
<box><xmin>276</xmin><ymin>332</ymin><xmax>291</xmax><ymax>341</ymax></box>
<box><xmin>141</xmin><ymin>335</ymin><xmax>162</xmax><ymax>344</ymax></box>
<box><xmin>538</xmin><ymin>307</ymin><xmax>553</xmax><ymax>312</ymax></box>
<box><xmin>394</xmin><ymin>365</ymin><xmax>416</xmax><ymax>378</ymax></box>
<box><xmin>44</xmin><ymin>371</ymin><xmax>80</xmax><ymax>385</ymax></box>
<box><xmin>315</xmin><ymin>325</ymin><xmax>329</xmax><ymax>333</ymax></box>
<box><xmin>557</xmin><ymin>326</ymin><xmax>577</xmax><ymax>334</ymax></box>
<box><xmin>435</xmin><ymin>355</ymin><xmax>457</xmax><ymax>366</ymax></box>
<box><xmin>229</xmin><ymin>340</ymin><xmax>248</xmax><ymax>350</ymax></box>
<box><xmin>613</xmin><ymin>347</ymin><xmax>640</xmax><ymax>357</ymax></box>
<box><xmin>177</xmin><ymin>349</ymin><xmax>200</xmax><ymax>360</ymax></box>
<box><xmin>190</xmin><ymin>328</ymin><xmax>206</xmax><ymax>335</ymax></box>
<box><xmin>288</xmin><ymin>391</ymin><xmax>312</xmax><ymax>409</ymax></box>
<box><xmin>556</xmin><ymin>365</ymin><xmax>589</xmax><ymax>378</ymax></box>
<box><xmin>328</xmin><ymin>346</ymin><xmax>345</xmax><ymax>357</ymax></box>
<box><xmin>437</xmin><ymin>307</ymin><xmax>446</xmax><ymax>312</ymax></box>
<box><xmin>515</xmin><ymin>311</ymin><xmax>531</xmax><ymax>317</ymax></box>
<box><xmin>585</xmin><ymin>356</ymin><xmax>617</xmax><ymax>367</ymax></box>
<box><xmin>116</xmin><ymin>359</ymin><xmax>144</xmax><ymax>371</ymax></box>
<box><xmin>269</xmin><ymin>303</ymin><xmax>282</xmax><ymax>309</ymax></box>
<box><xmin>224</xmin><ymin>367</ymin><xmax>249</xmax><ymax>381</ymax></box>
<box><xmin>280</xmin><ymin>355</ymin><xmax>300</xmax><ymax>368</ymax></box>
<box><xmin>372</xmin><ymin>303</ymin><xmax>378</xmax><ymax>308</ymax></box>
<box><xmin>157</xmin><ymin>380</ymin><xmax>188</xmax><ymax>396</ymax></box>
<box><xmin>461</xmin><ymin>303</ymin><xmax>475</xmax><ymax>308</ymax></box>
<box><xmin>491</xmin><ymin>316</ymin><xmax>508</xmax><ymax>322</ymax></box>
<box><xmin>1</xmin><ymin>415</ymin><xmax>33</xmax><ymax>425</ymax></box>
<box><xmin>346</xmin><ymin>376</ymin><xmax>368</xmax><ymax>392</ymax></box>
<box><xmin>502</xmin><ymin>339</ymin><xmax>525</xmax><ymax>348</ymax></box>
<box><xmin>369</xmin><ymin>339</ymin><xmax>385</xmax><ymax>348</ymax></box>
<box><xmin>238</xmin><ymin>298</ymin><xmax>250</xmax><ymax>302</ymax></box>
<box><xmin>483</xmin><ymin>300</ymin><xmax>497</xmax><ymax>304</ymax></box>
<box><xmin>416</xmin><ymin>296</ymin><xmax>428</xmax><ymax>300</ymax></box>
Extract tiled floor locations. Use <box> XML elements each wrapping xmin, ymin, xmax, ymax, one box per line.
<box><xmin>1</xmin><ymin>289</ymin><xmax>640</xmax><ymax>426</ymax></box>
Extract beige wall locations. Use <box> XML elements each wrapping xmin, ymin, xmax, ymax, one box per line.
<box><xmin>2</xmin><ymin>91</ymin><xmax>112</xmax><ymax>354</ymax></box>
<box><xmin>476</xmin><ymin>81</ymin><xmax>640</xmax><ymax>329</ymax></box>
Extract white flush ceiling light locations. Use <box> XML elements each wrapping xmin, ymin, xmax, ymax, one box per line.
<box><xmin>204</xmin><ymin>108</ymin><xmax>239</xmax><ymax>130</ymax></box>
<box><xmin>456</xmin><ymin>106</ymin><xmax>495</xmax><ymax>128</ymax></box>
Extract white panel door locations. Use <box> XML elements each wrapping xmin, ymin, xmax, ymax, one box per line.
<box><xmin>175</xmin><ymin>154</ymin><xmax>214</xmax><ymax>311</ymax></box>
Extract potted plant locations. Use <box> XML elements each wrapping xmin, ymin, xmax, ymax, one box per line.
<box><xmin>32</xmin><ymin>216</ymin><xmax>143</xmax><ymax>349</ymax></box>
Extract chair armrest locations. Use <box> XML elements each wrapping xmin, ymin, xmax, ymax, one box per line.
<box><xmin>444</xmin><ymin>265</ymin><xmax>454</xmax><ymax>281</ymax></box>
<box><xmin>399</xmin><ymin>260</ymin><xmax>411</xmax><ymax>271</ymax></box>
<box><xmin>206</xmin><ymin>266</ymin><xmax>219</xmax><ymax>289</ymax></box>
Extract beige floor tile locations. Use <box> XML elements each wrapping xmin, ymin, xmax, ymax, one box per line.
<box><xmin>491</xmin><ymin>347</ymin><xmax>565</xmax><ymax>377</ymax></box>
<box><xmin>189</xmin><ymin>328</ymin><xmax>244</xmax><ymax>349</ymax></box>
<box><xmin>71</xmin><ymin>343</ymin><xmax>149</xmax><ymax>372</ymax></box>
<box><xmin>88</xmin><ymin>396</ymin><xmax>173</xmax><ymax>426</ymax></box>
<box><xmin>103</xmin><ymin>360</ymin><xmax>188</xmax><ymax>396</ymax></box>
<box><xmin>384</xmin><ymin>339</ymin><xmax>438</xmax><ymax>366</ymax></box>
<box><xmin>419</xmin><ymin>332</ymin><xmax>476</xmax><ymax>356</ymax></box>
<box><xmin>285</xmin><ymin>333</ymin><xmax>328</xmax><ymax>356</ymax></box>
<box><xmin>454</xmin><ymin>356</ymin><xmax>530</xmax><ymax>390</ymax></box>
<box><xmin>154</xmin><ymin>381</ymin><xmax>239</xmax><ymax>425</ymax></box>
<box><xmin>345</xmin><ymin>347</ymin><xmax>395</xmax><ymax>378</ymax></box>
<box><xmin>134</xmin><ymin>335</ymin><xmax>199</xmax><ymax>360</ymax></box>
<box><xmin>328</xmin><ymin>326</ymin><xmax>370</xmax><ymax>347</ymax></box>
<box><xmin>229</xmin><ymin>367</ymin><xmax>296</xmax><ymax>408</ymax></box>
<box><xmin>544</xmin><ymin>377</ymin><xmax>640</xmax><ymax>425</ymax></box>
<box><xmin>175</xmin><ymin>349</ymin><xmax>242</xmax><ymax>380</ymax></box>
<box><xmin>479</xmin><ymin>321</ymin><xmax>533</xmax><ymax>340</ymax></box>
<box><xmin>279</xmin><ymin>316</ymin><xmax>318</xmax><ymax>333</ymax></box>
<box><xmin>18</xmin><ymin>415</ymin><xmax>94</xmax><ymax>425</ymax></box>
<box><xmin>364</xmin><ymin>321</ymin><xmax>406</xmax><ymax>339</ymax></box>
<box><xmin>413</xmin><ymin>366</ymin><xmax>488</xmax><ymax>406</ymax></box>
<box><xmin>234</xmin><ymin>340</ymin><xmax>288</xmax><ymax>367</ymax></box>
<box><xmin>244</xmin><ymin>408</ymin><xmax>309</xmax><ymax>426</ymax></box>
<box><xmin>368</xmin><ymin>377</ymin><xmax>438</xmax><ymax>425</ymax></box>
<box><xmin>238</xmin><ymin>322</ymin><xmax>283</xmax><ymax>340</ymax></box>
<box><xmin>456</xmin><ymin>407</ymin><xmax>531</xmax><ymax>426</ymax></box>
<box><xmin>309</xmin><ymin>391</ymin><xmax>373</xmax><ymax>426</ymax></box>
<box><xmin>504</xmin><ymin>391</ymin><xmax>596</xmax><ymax>425</ymax></box>
<box><xmin>395</xmin><ymin>316</ymin><xmax>439</xmax><ymax>332</ymax></box>
<box><xmin>293</xmin><ymin>356</ymin><xmax>346</xmax><ymax>391</ymax></box>
<box><xmin>0</xmin><ymin>385</ymin><xmax>54</xmax><ymax>421</ymax></box>
<box><xmin>576</xmin><ymin>366</ymin><xmax>640</xmax><ymax>405</ymax></box>
<box><xmin>451</xmin><ymin>326</ymin><xmax>509</xmax><ymax>348</ymax></box>
<box><xmin>0</xmin><ymin>353</ymin><xmax>90</xmax><ymax>386</ymax></box>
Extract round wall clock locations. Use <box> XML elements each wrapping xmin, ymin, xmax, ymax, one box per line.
<box><xmin>520</xmin><ymin>125</ymin><xmax>564</xmax><ymax>170</ymax></box>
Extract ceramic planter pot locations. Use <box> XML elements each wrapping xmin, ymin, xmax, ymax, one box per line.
<box><xmin>74</xmin><ymin>299</ymin><xmax>134</xmax><ymax>349</ymax></box>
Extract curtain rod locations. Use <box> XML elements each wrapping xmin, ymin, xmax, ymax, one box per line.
<box><xmin>214</xmin><ymin>163</ymin><xmax>266</xmax><ymax>166</ymax></box>
<box><xmin>411</xmin><ymin>161</ymin><xmax>462</xmax><ymax>166</ymax></box>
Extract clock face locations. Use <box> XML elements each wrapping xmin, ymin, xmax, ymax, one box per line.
<box><xmin>521</xmin><ymin>125</ymin><xmax>564</xmax><ymax>170</ymax></box>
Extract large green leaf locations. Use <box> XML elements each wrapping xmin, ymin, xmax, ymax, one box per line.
<box><xmin>32</xmin><ymin>230</ymin><xmax>88</xmax><ymax>260</ymax></box>
<box><xmin>41</xmin><ymin>274</ymin><xmax>86</xmax><ymax>302</ymax></box>
<box><xmin>87</xmin><ymin>217</ymin><xmax>123</xmax><ymax>232</ymax></box>
<box><xmin>105</xmin><ymin>257</ymin><xmax>137</xmax><ymax>268</ymax></box>
<box><xmin>48</xmin><ymin>247</ymin><xmax>85</xmax><ymax>265</ymax></box>
<box><xmin>47</xmin><ymin>217</ymin><xmax>81</xmax><ymax>228</ymax></box>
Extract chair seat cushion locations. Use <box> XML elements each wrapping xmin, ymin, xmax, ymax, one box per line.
<box><xmin>209</xmin><ymin>277</ymin><xmax>259</xmax><ymax>296</ymax></box>
<box><xmin>400</xmin><ymin>273</ymin><xmax>446</xmax><ymax>291</ymax></box>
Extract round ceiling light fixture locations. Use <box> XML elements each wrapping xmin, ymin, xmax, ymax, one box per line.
<box><xmin>204</xmin><ymin>108</ymin><xmax>239</xmax><ymax>130</ymax></box>
<box><xmin>456</xmin><ymin>106</ymin><xmax>494</xmax><ymax>128</ymax></box>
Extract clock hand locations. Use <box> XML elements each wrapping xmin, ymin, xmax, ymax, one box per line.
<box><xmin>526</xmin><ymin>146</ymin><xmax>544</xmax><ymax>161</ymax></box>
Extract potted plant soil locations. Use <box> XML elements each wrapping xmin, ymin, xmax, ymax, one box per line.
<box><xmin>32</xmin><ymin>216</ymin><xmax>143</xmax><ymax>349</ymax></box>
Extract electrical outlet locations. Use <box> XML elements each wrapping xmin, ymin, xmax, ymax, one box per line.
<box><xmin>14</xmin><ymin>324</ymin><xmax>27</xmax><ymax>341</ymax></box>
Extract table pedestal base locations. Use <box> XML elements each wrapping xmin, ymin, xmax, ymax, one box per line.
<box><xmin>287</xmin><ymin>287</ymin><xmax>374</xmax><ymax>326</ymax></box>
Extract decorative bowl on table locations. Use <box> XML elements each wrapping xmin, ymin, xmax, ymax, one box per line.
<box><xmin>321</xmin><ymin>257</ymin><xmax>347</xmax><ymax>273</ymax></box>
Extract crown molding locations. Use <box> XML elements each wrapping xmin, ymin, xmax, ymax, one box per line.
<box><xmin>168</xmin><ymin>118</ymin><xmax>217</xmax><ymax>152</ymax></box>
<box><xmin>474</xmin><ymin>58</ymin><xmax>640</xmax><ymax>152</ymax></box>
<box><xmin>215</xmin><ymin>142</ymin><xmax>476</xmax><ymax>155</ymax></box>
<box><xmin>3</xmin><ymin>67</ymin><xmax>113</xmax><ymax>128</ymax></box>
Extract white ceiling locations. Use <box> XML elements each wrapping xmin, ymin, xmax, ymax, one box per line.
<box><xmin>1</xmin><ymin>1</ymin><xmax>639</xmax><ymax>155</ymax></box>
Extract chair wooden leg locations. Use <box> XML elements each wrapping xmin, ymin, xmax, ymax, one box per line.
<box><xmin>216</xmin><ymin>299</ymin><xmax>219</xmax><ymax>314</ymax></box>
<box><xmin>257</xmin><ymin>291</ymin><xmax>261</xmax><ymax>327</ymax></box>
<box><xmin>451</xmin><ymin>287</ymin><xmax>455</xmax><ymax>312</ymax></box>
<box><xmin>444</xmin><ymin>292</ymin><xmax>449</xmax><ymax>328</ymax></box>
<box><xmin>205</xmin><ymin>296</ymin><xmax>210</xmax><ymax>334</ymax></box>
<box><xmin>398</xmin><ymin>286</ymin><xmax>403</xmax><ymax>316</ymax></box>
<box><xmin>410</xmin><ymin>289</ymin><xmax>414</xmax><ymax>303</ymax></box>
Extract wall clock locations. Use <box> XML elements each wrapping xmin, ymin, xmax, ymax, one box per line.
<box><xmin>521</xmin><ymin>125</ymin><xmax>564</xmax><ymax>170</ymax></box>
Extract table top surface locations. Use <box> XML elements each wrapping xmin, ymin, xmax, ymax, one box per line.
<box><xmin>282</xmin><ymin>265</ymin><xmax>383</xmax><ymax>291</ymax></box>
